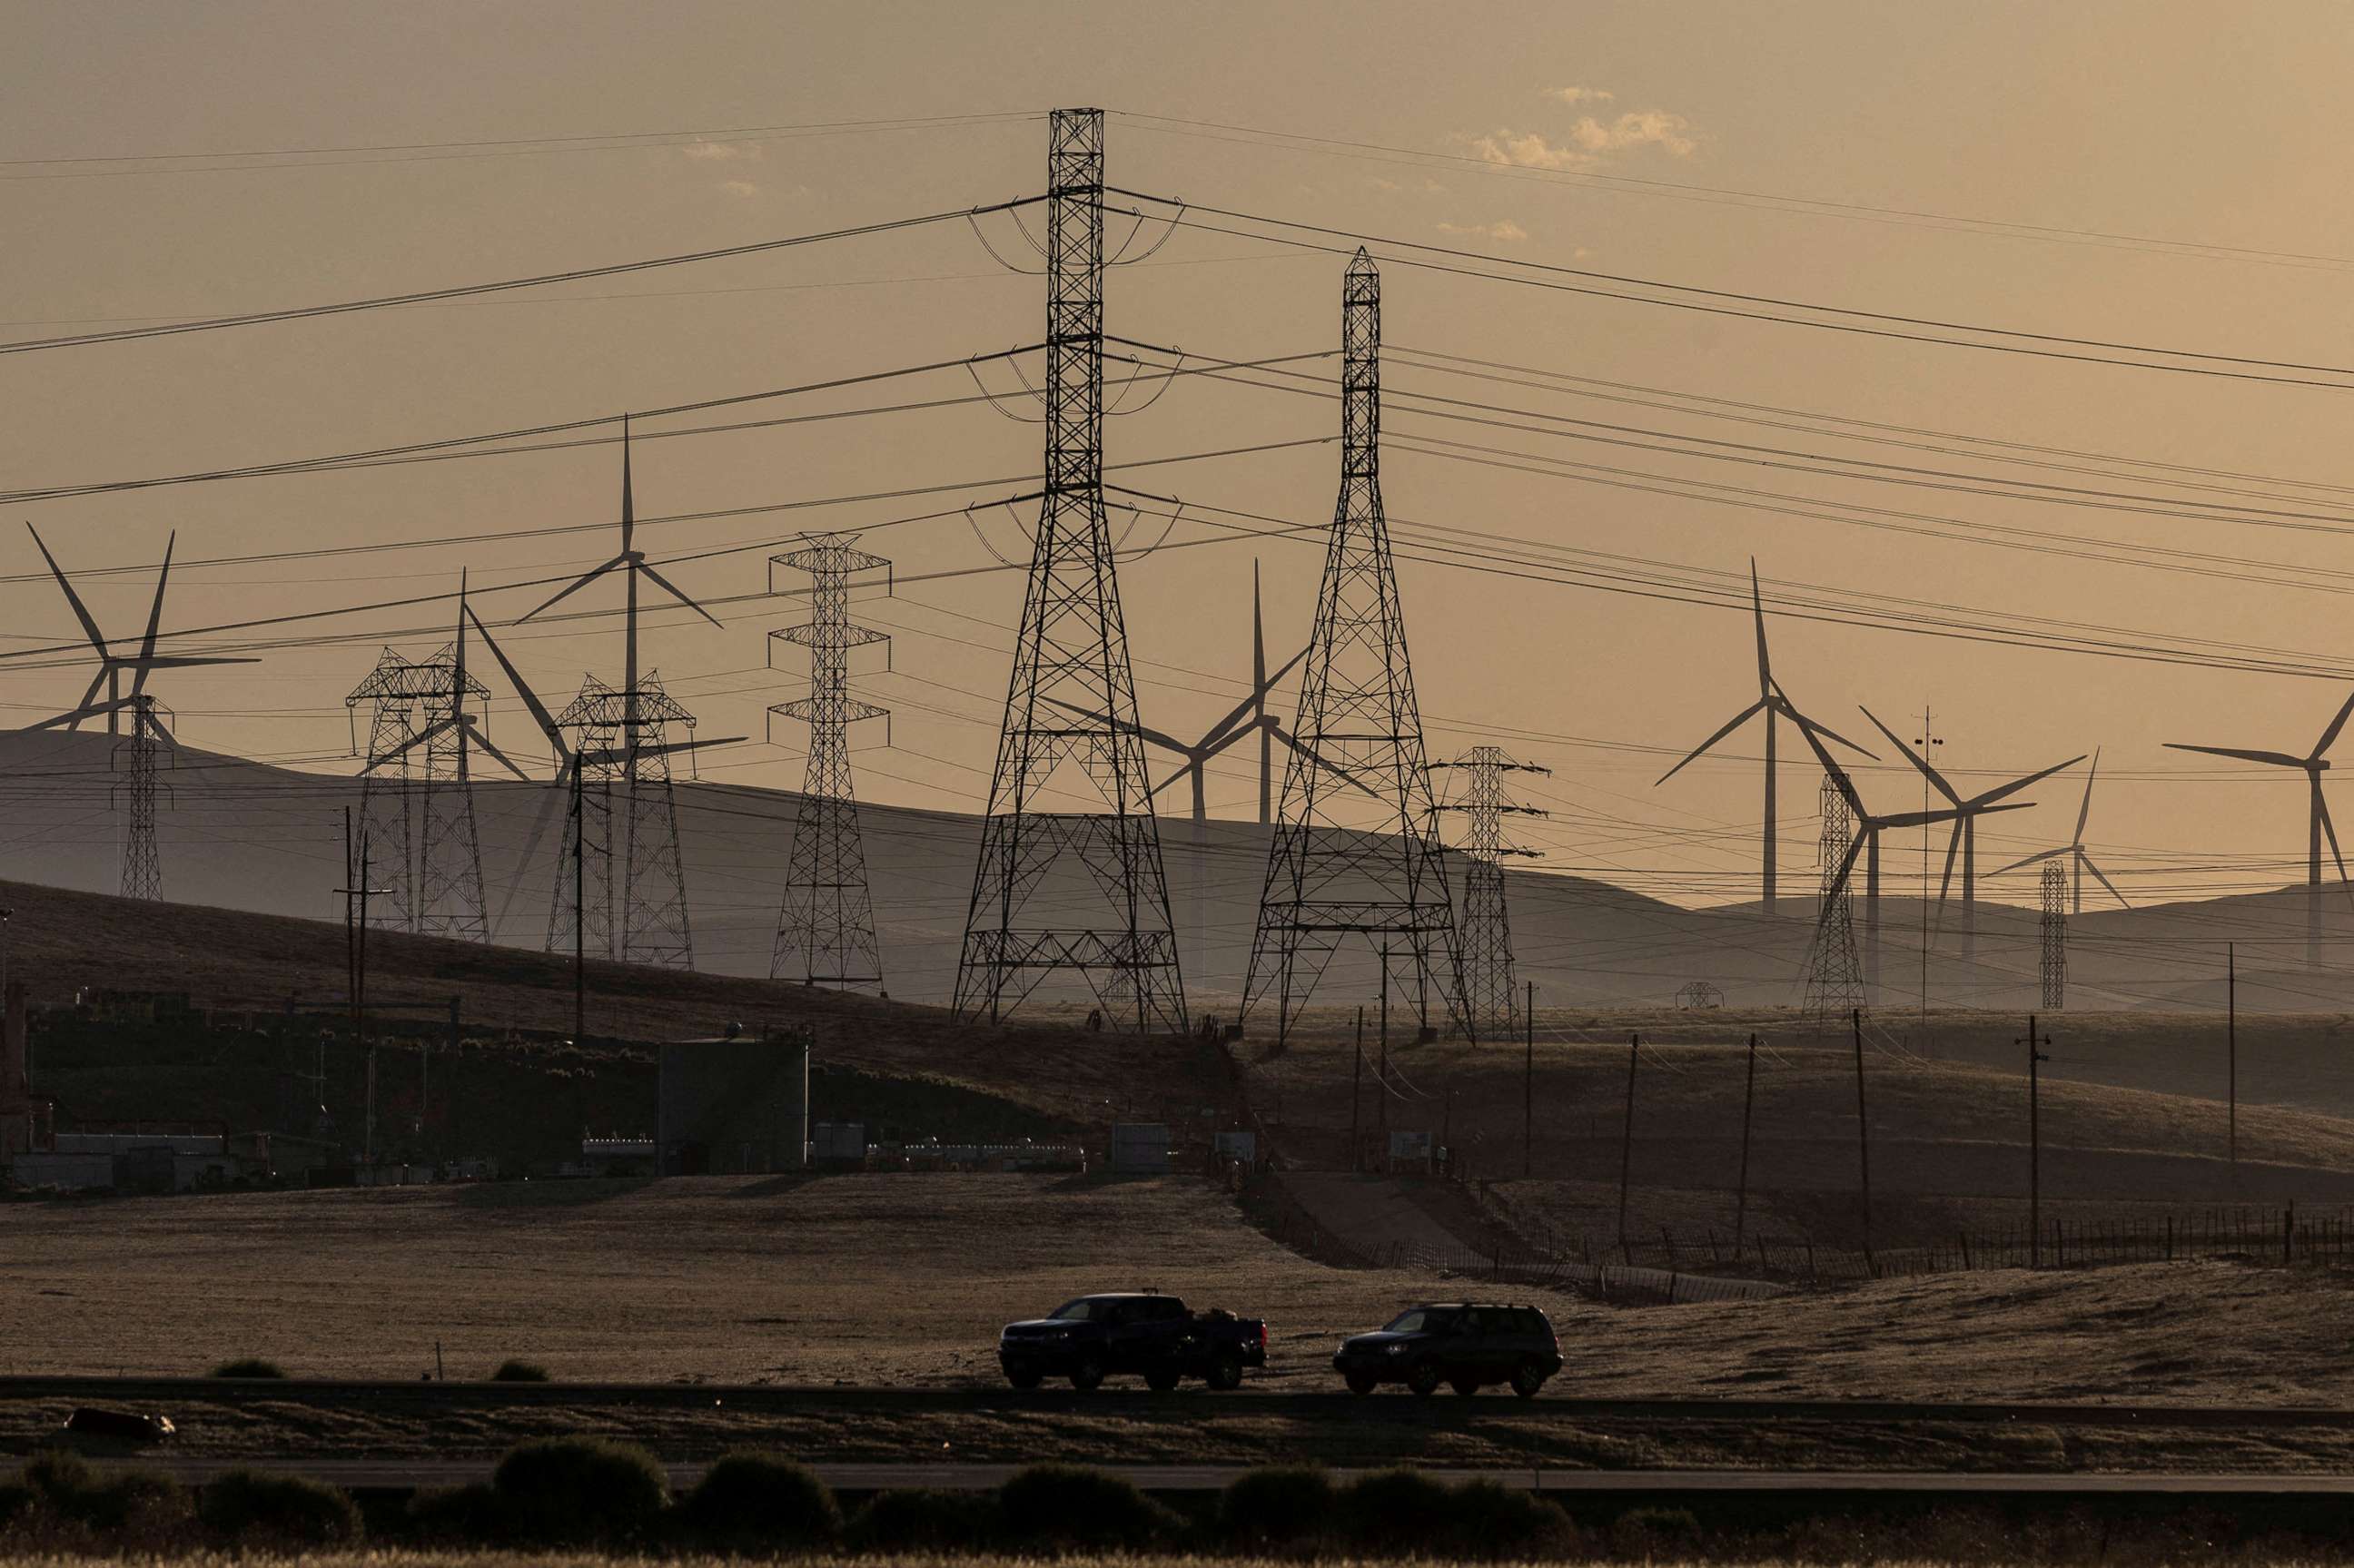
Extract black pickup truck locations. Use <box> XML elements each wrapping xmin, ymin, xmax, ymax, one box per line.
<box><xmin>997</xmin><ymin>1291</ymin><xmax>1267</xmax><ymax>1391</ymax></box>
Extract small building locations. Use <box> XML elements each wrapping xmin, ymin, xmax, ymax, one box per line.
<box><xmin>1387</xmin><ymin>1129</ymin><xmax>1435</xmax><ymax>1174</ymax></box>
<box><xmin>1110</xmin><ymin>1122</ymin><xmax>1172</xmax><ymax>1175</ymax></box>
<box><xmin>657</xmin><ymin>1032</ymin><xmax>809</xmax><ymax>1176</ymax></box>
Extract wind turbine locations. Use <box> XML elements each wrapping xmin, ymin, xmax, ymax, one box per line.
<box><xmin>25</xmin><ymin>525</ymin><xmax>255</xmax><ymax>735</ymax></box>
<box><xmin>25</xmin><ymin>526</ymin><xmax>257</xmax><ymax>901</ymax></box>
<box><xmin>2166</xmin><ymin>689</ymin><xmax>2354</xmax><ymax>967</ymax></box>
<box><xmin>1656</xmin><ymin>560</ymin><xmax>1874</xmax><ymax>917</ymax></box>
<box><xmin>1993</xmin><ymin>749</ymin><xmax>2127</xmax><ymax>915</ymax></box>
<box><xmin>1861</xmin><ymin>707</ymin><xmax>2083</xmax><ymax>963</ymax></box>
<box><xmin>1788</xmin><ymin>713</ymin><xmax>2023</xmax><ymax>995</ymax></box>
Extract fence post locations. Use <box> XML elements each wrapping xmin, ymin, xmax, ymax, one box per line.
<box><xmin>2166</xmin><ymin>1214</ymin><xmax>2173</xmax><ymax>1262</ymax></box>
<box><xmin>1960</xmin><ymin>1231</ymin><xmax>1973</xmax><ymax>1269</ymax></box>
<box><xmin>2284</xmin><ymin>1207</ymin><xmax>2294</xmax><ymax>1266</ymax></box>
<box><xmin>2054</xmin><ymin>1219</ymin><xmax>2063</xmax><ymax>1267</ymax></box>
<box><xmin>1805</xmin><ymin>1238</ymin><xmax>1815</xmax><ymax>1279</ymax></box>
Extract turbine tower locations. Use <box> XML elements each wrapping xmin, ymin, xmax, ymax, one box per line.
<box><xmin>1243</xmin><ymin>248</ymin><xmax>1465</xmax><ymax>1041</ymax></box>
<box><xmin>1862</xmin><ymin>708</ymin><xmax>2082</xmax><ymax>966</ymax></box>
<box><xmin>1432</xmin><ymin>746</ymin><xmax>1549</xmax><ymax>1041</ymax></box>
<box><xmin>769</xmin><ymin>533</ymin><xmax>890</xmax><ymax>992</ymax></box>
<box><xmin>953</xmin><ymin>107</ymin><xmax>1187</xmax><ymax>1033</ymax></box>
<box><xmin>2166</xmin><ymin>691</ymin><xmax>2354</xmax><ymax>969</ymax></box>
<box><xmin>25</xmin><ymin>526</ymin><xmax>254</xmax><ymax>901</ymax></box>
<box><xmin>516</xmin><ymin>422</ymin><xmax>721</xmax><ymax>968</ymax></box>
<box><xmin>1994</xmin><ymin>749</ymin><xmax>2127</xmax><ymax>916</ymax></box>
<box><xmin>1656</xmin><ymin>562</ymin><xmax>1873</xmax><ymax>917</ymax></box>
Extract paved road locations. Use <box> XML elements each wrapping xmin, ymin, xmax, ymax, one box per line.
<box><xmin>11</xmin><ymin>1376</ymin><xmax>2354</xmax><ymax>1431</ymax></box>
<box><xmin>69</xmin><ymin>1458</ymin><xmax>2354</xmax><ymax>1494</ymax></box>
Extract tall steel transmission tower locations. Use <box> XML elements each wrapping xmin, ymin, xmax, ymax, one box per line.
<box><xmin>1243</xmin><ymin>248</ymin><xmax>1468</xmax><ymax>1042</ymax></box>
<box><xmin>115</xmin><ymin>697</ymin><xmax>168</xmax><ymax>902</ymax></box>
<box><xmin>2040</xmin><ymin>861</ymin><xmax>2068</xmax><ymax>1010</ymax></box>
<box><xmin>770</xmin><ymin>534</ymin><xmax>891</xmax><ymax>991</ymax></box>
<box><xmin>953</xmin><ymin>107</ymin><xmax>1186</xmax><ymax>1033</ymax></box>
<box><xmin>349</xmin><ymin>650</ymin><xmax>421</xmax><ymax>929</ymax></box>
<box><xmin>1434</xmin><ymin>746</ymin><xmax>1549</xmax><ymax>1040</ymax></box>
<box><xmin>1801</xmin><ymin>773</ymin><xmax>1867</xmax><ymax>1026</ymax></box>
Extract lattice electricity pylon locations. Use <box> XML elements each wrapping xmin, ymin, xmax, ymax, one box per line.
<box><xmin>347</xmin><ymin>649</ymin><xmax>420</xmax><ymax>929</ymax></box>
<box><xmin>768</xmin><ymin>534</ymin><xmax>891</xmax><ymax>991</ymax></box>
<box><xmin>953</xmin><ymin>107</ymin><xmax>1188</xmax><ymax>1034</ymax></box>
<box><xmin>1432</xmin><ymin>746</ymin><xmax>1550</xmax><ymax>1041</ymax></box>
<box><xmin>1241</xmin><ymin>247</ymin><xmax>1469</xmax><ymax>1042</ymax></box>
<box><xmin>114</xmin><ymin>695</ymin><xmax>172</xmax><ymax>901</ymax></box>
<box><xmin>1801</xmin><ymin>773</ymin><xmax>1867</xmax><ymax>1027</ymax></box>
<box><xmin>24</xmin><ymin>525</ymin><xmax>255</xmax><ymax>901</ymax></box>
<box><xmin>2040</xmin><ymin>861</ymin><xmax>2068</xmax><ymax>1011</ymax></box>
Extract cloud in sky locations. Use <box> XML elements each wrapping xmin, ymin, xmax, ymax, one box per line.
<box><xmin>682</xmin><ymin>140</ymin><xmax>759</xmax><ymax>162</ymax></box>
<box><xmin>1435</xmin><ymin>218</ymin><xmax>1528</xmax><ymax>242</ymax></box>
<box><xmin>1546</xmin><ymin>85</ymin><xmax>1615</xmax><ymax>105</ymax></box>
<box><xmin>1464</xmin><ymin>87</ymin><xmax>1698</xmax><ymax>171</ymax></box>
<box><xmin>719</xmin><ymin>179</ymin><xmax>760</xmax><ymax>199</ymax></box>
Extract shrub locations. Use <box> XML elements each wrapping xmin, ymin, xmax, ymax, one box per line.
<box><xmin>996</xmin><ymin>1464</ymin><xmax>1176</xmax><ymax>1552</ymax></box>
<box><xmin>15</xmin><ymin>1452</ymin><xmax>193</xmax><ymax>1543</ymax></box>
<box><xmin>490</xmin><ymin>1359</ymin><xmax>550</xmax><ymax>1382</ymax></box>
<box><xmin>209</xmin><ymin>1357</ymin><xmax>286</xmax><ymax>1379</ymax></box>
<box><xmin>0</xmin><ymin>1480</ymin><xmax>33</xmax><ymax>1532</ymax></box>
<box><xmin>849</xmin><ymin>1487</ymin><xmax>998</xmax><ymax>1552</ymax></box>
<box><xmin>406</xmin><ymin>1482</ymin><xmax>508</xmax><ymax>1545</ymax></box>
<box><xmin>1613</xmin><ymin>1504</ymin><xmax>1702</xmax><ymax>1558</ymax></box>
<box><xmin>1222</xmin><ymin>1464</ymin><xmax>1337</xmax><ymax>1545</ymax></box>
<box><xmin>678</xmin><ymin>1451</ymin><xmax>840</xmax><ymax>1551</ymax></box>
<box><xmin>1340</xmin><ymin>1469</ymin><xmax>1574</xmax><ymax>1558</ymax></box>
<box><xmin>199</xmin><ymin>1469</ymin><xmax>361</xmax><ymax>1546</ymax></box>
<box><xmin>492</xmin><ymin>1436</ymin><xmax>668</xmax><ymax>1546</ymax></box>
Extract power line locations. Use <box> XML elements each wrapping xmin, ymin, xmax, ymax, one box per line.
<box><xmin>0</xmin><ymin>194</ymin><xmax>1046</xmax><ymax>354</ymax></box>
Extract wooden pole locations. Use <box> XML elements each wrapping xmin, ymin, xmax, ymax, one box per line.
<box><xmin>1852</xmin><ymin>1010</ymin><xmax>1872</xmax><ymax>1269</ymax></box>
<box><xmin>2227</xmin><ymin>942</ymin><xmax>2238</xmax><ymax>1193</ymax></box>
<box><xmin>1522</xmin><ymin>981</ymin><xmax>1535</xmax><ymax>1178</ymax></box>
<box><xmin>1350</xmin><ymin>1006</ymin><xmax>1364</xmax><ymax>1172</ymax></box>
<box><xmin>1617</xmin><ymin>1033</ymin><xmax>1639</xmax><ymax>1255</ymax></box>
<box><xmin>2025</xmin><ymin>1014</ymin><xmax>2047</xmax><ymax>1267</ymax></box>
<box><xmin>1733</xmin><ymin>1032</ymin><xmax>1759</xmax><ymax>1252</ymax></box>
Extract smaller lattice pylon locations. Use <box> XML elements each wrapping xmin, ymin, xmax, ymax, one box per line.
<box><xmin>1800</xmin><ymin>771</ymin><xmax>1866</xmax><ymax>1028</ymax></box>
<box><xmin>1431</xmin><ymin>746</ymin><xmax>1551</xmax><ymax>1041</ymax></box>
<box><xmin>2039</xmin><ymin>861</ymin><xmax>2068</xmax><ymax>1010</ymax></box>
<box><xmin>767</xmin><ymin>534</ymin><xmax>892</xmax><ymax>991</ymax></box>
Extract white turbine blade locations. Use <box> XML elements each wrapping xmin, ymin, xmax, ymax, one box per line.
<box><xmin>1749</xmin><ymin>557</ymin><xmax>1772</xmax><ymax>695</ymax></box>
<box><xmin>466</xmin><ymin>718</ymin><xmax>534</xmax><ymax>782</ymax></box>
<box><xmin>2164</xmin><ymin>742</ymin><xmax>2308</xmax><ymax>769</ymax></box>
<box><xmin>2073</xmin><ymin>747</ymin><xmax>2099</xmax><ymax>846</ymax></box>
<box><xmin>130</xmin><ymin>530</ymin><xmax>175</xmax><ymax>700</ymax></box>
<box><xmin>25</xmin><ymin>523</ymin><xmax>109</xmax><ymax>656</ymax></box>
<box><xmin>465</xmin><ymin>606</ymin><xmax>566</xmax><ymax>747</ymax></box>
<box><xmin>1656</xmin><ymin>700</ymin><xmax>1765</xmax><ymax>786</ymax></box>
<box><xmin>1935</xmin><ymin>823</ymin><xmax>1963</xmax><ymax>905</ymax></box>
<box><xmin>2318</xmin><ymin>688</ymin><xmax>2354</xmax><ymax>759</ymax></box>
<box><xmin>1974</xmin><ymin>754</ymin><xmax>2086</xmax><ymax>808</ymax></box>
<box><xmin>2320</xmin><ymin>793</ymin><xmax>2354</xmax><ymax>914</ymax></box>
<box><xmin>361</xmin><ymin>715</ymin><xmax>458</xmax><ymax>774</ymax></box>
<box><xmin>1861</xmin><ymin>705</ymin><xmax>1963</xmax><ymax>806</ymax></box>
<box><xmin>1991</xmin><ymin>845</ymin><xmax>2068</xmax><ymax>876</ymax></box>
<box><xmin>2080</xmin><ymin>851</ymin><xmax>2129</xmax><ymax>909</ymax></box>
<box><xmin>516</xmin><ymin>556</ymin><xmax>624</xmax><ymax>624</ymax></box>
<box><xmin>495</xmin><ymin>763</ymin><xmax>574</xmax><ymax>936</ymax></box>
<box><xmin>636</xmin><ymin>559</ymin><xmax>724</xmax><ymax>629</ymax></box>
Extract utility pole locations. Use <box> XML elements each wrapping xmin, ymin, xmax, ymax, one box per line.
<box><xmin>1617</xmin><ymin>1033</ymin><xmax>1640</xmax><ymax>1255</ymax></box>
<box><xmin>1914</xmin><ymin>708</ymin><xmax>1943</xmax><ymax>1033</ymax></box>
<box><xmin>2023</xmin><ymin>1013</ymin><xmax>2049</xmax><ymax>1266</ymax></box>
<box><xmin>335</xmin><ymin>809</ymin><xmax>390</xmax><ymax>1167</ymax></box>
<box><xmin>1522</xmin><ymin>980</ymin><xmax>1535</xmax><ymax>1178</ymax></box>
<box><xmin>572</xmin><ymin>763</ymin><xmax>587</xmax><ymax>1044</ymax></box>
<box><xmin>2228</xmin><ymin>942</ymin><xmax>2238</xmax><ymax>1191</ymax></box>
<box><xmin>1852</xmin><ymin>1010</ymin><xmax>1873</xmax><ymax>1266</ymax></box>
<box><xmin>1733</xmin><ymin>1031</ymin><xmax>1758</xmax><ymax>1253</ymax></box>
<box><xmin>1377</xmin><ymin>944</ymin><xmax>1390</xmax><ymax>1156</ymax></box>
<box><xmin>1350</xmin><ymin>1005</ymin><xmax>1363</xmax><ymax>1172</ymax></box>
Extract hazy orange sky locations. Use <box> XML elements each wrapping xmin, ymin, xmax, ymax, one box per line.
<box><xmin>7</xmin><ymin>0</ymin><xmax>2354</xmax><ymax>916</ymax></box>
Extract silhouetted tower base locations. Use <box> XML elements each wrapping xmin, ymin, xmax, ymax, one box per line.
<box><xmin>954</xmin><ymin>107</ymin><xmax>1186</xmax><ymax>1033</ymax></box>
<box><xmin>1802</xmin><ymin>774</ymin><xmax>1865</xmax><ymax>1027</ymax></box>
<box><xmin>1244</xmin><ymin>248</ymin><xmax>1468</xmax><ymax>1041</ymax></box>
<box><xmin>2040</xmin><ymin>862</ymin><xmax>2068</xmax><ymax>1011</ymax></box>
<box><xmin>771</xmin><ymin>535</ymin><xmax>890</xmax><ymax>991</ymax></box>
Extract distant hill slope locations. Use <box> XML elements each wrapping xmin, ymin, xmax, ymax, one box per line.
<box><xmin>2</xmin><ymin>728</ymin><xmax>2349</xmax><ymax>1012</ymax></box>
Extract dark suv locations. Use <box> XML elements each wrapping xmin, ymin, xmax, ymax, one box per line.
<box><xmin>1332</xmin><ymin>1302</ymin><xmax>1560</xmax><ymax>1397</ymax></box>
<box><xmin>998</xmin><ymin>1292</ymin><xmax>1267</xmax><ymax>1391</ymax></box>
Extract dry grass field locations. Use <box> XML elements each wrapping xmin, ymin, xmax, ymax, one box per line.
<box><xmin>10</xmin><ymin>1175</ymin><xmax>2354</xmax><ymax>1406</ymax></box>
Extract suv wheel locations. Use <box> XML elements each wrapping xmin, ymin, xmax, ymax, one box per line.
<box><xmin>1205</xmin><ymin>1351</ymin><xmax>1244</xmax><ymax>1392</ymax></box>
<box><xmin>1510</xmin><ymin>1361</ymin><xmax>1547</xmax><ymax>1400</ymax></box>
<box><xmin>1144</xmin><ymin>1364</ymin><xmax>1181</xmax><ymax>1393</ymax></box>
<box><xmin>1069</xmin><ymin>1356</ymin><xmax>1105</xmax><ymax>1391</ymax></box>
<box><xmin>1449</xmin><ymin>1376</ymin><xmax>1480</xmax><ymax>1396</ymax></box>
<box><xmin>1343</xmin><ymin>1370</ymin><xmax>1378</xmax><ymax>1395</ymax></box>
<box><xmin>1005</xmin><ymin>1366</ymin><xmax>1043</xmax><ymax>1391</ymax></box>
<box><xmin>1405</xmin><ymin>1360</ymin><xmax>1440</xmax><ymax>1397</ymax></box>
